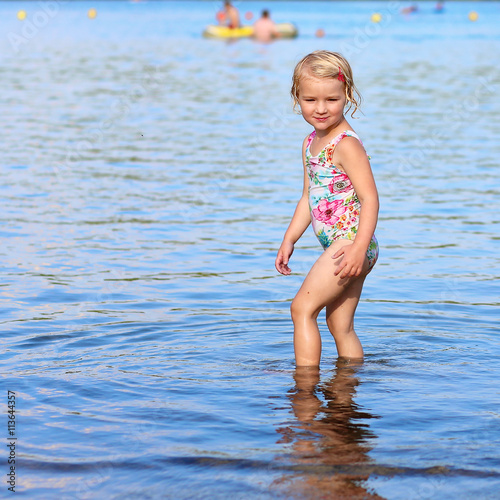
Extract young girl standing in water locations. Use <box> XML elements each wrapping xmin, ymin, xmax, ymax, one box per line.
<box><xmin>275</xmin><ymin>51</ymin><xmax>379</xmax><ymax>366</ymax></box>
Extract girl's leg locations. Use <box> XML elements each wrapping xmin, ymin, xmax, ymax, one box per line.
<box><xmin>325</xmin><ymin>276</ymin><xmax>366</xmax><ymax>359</ymax></box>
<box><xmin>290</xmin><ymin>240</ymin><xmax>368</xmax><ymax>366</ymax></box>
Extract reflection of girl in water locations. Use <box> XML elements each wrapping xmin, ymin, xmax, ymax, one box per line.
<box><xmin>273</xmin><ymin>360</ymin><xmax>384</xmax><ymax>499</ymax></box>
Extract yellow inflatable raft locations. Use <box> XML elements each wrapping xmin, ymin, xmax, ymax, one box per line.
<box><xmin>203</xmin><ymin>23</ymin><xmax>298</xmax><ymax>39</ymax></box>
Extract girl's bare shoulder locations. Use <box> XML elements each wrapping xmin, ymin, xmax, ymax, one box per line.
<box><xmin>335</xmin><ymin>134</ymin><xmax>367</xmax><ymax>157</ymax></box>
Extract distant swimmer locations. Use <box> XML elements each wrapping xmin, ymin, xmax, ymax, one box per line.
<box><xmin>401</xmin><ymin>4</ymin><xmax>418</xmax><ymax>15</ymax></box>
<box><xmin>434</xmin><ymin>1</ymin><xmax>445</xmax><ymax>13</ymax></box>
<box><xmin>252</xmin><ymin>10</ymin><xmax>281</xmax><ymax>43</ymax></box>
<box><xmin>217</xmin><ymin>1</ymin><xmax>241</xmax><ymax>29</ymax></box>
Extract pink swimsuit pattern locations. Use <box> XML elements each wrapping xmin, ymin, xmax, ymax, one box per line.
<box><xmin>305</xmin><ymin>129</ymin><xmax>379</xmax><ymax>270</ymax></box>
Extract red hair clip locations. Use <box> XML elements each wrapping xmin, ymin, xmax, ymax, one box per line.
<box><xmin>338</xmin><ymin>66</ymin><xmax>345</xmax><ymax>83</ymax></box>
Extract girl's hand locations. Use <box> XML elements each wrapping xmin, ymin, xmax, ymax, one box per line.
<box><xmin>275</xmin><ymin>240</ymin><xmax>294</xmax><ymax>275</ymax></box>
<box><xmin>332</xmin><ymin>243</ymin><xmax>366</xmax><ymax>279</ymax></box>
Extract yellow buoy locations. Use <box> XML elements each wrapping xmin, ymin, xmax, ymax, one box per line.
<box><xmin>371</xmin><ymin>13</ymin><xmax>382</xmax><ymax>23</ymax></box>
<box><xmin>17</xmin><ymin>10</ymin><xmax>27</xmax><ymax>21</ymax></box>
<box><xmin>468</xmin><ymin>11</ymin><xmax>478</xmax><ymax>22</ymax></box>
<box><xmin>88</xmin><ymin>8</ymin><xmax>97</xmax><ymax>19</ymax></box>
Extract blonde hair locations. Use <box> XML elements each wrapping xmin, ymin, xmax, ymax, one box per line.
<box><xmin>291</xmin><ymin>50</ymin><xmax>362</xmax><ymax>117</ymax></box>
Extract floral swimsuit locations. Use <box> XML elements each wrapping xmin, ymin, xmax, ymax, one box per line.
<box><xmin>306</xmin><ymin>129</ymin><xmax>379</xmax><ymax>270</ymax></box>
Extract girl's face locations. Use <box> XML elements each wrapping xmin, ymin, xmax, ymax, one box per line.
<box><xmin>298</xmin><ymin>74</ymin><xmax>347</xmax><ymax>132</ymax></box>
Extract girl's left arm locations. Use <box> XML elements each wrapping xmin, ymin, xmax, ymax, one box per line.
<box><xmin>333</xmin><ymin>138</ymin><xmax>379</xmax><ymax>278</ymax></box>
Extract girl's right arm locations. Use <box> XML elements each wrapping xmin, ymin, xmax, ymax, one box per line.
<box><xmin>275</xmin><ymin>137</ymin><xmax>311</xmax><ymax>275</ymax></box>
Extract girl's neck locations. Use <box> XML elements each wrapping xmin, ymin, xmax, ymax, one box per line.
<box><xmin>314</xmin><ymin>118</ymin><xmax>350</xmax><ymax>141</ymax></box>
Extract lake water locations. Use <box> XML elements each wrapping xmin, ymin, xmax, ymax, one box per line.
<box><xmin>1</xmin><ymin>1</ymin><xmax>499</xmax><ymax>498</ymax></box>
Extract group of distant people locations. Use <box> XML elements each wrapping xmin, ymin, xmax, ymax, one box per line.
<box><xmin>216</xmin><ymin>1</ymin><xmax>446</xmax><ymax>43</ymax></box>
<box><xmin>217</xmin><ymin>1</ymin><xmax>280</xmax><ymax>43</ymax></box>
<box><xmin>401</xmin><ymin>2</ymin><xmax>445</xmax><ymax>14</ymax></box>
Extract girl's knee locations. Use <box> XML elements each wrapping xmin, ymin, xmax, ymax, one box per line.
<box><xmin>290</xmin><ymin>297</ymin><xmax>301</xmax><ymax>320</ymax></box>
<box><xmin>290</xmin><ymin>295</ymin><xmax>320</xmax><ymax>321</ymax></box>
<box><xmin>328</xmin><ymin>324</ymin><xmax>355</xmax><ymax>339</ymax></box>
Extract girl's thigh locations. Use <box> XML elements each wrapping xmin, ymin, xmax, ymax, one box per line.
<box><xmin>294</xmin><ymin>239</ymin><xmax>369</xmax><ymax>314</ymax></box>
